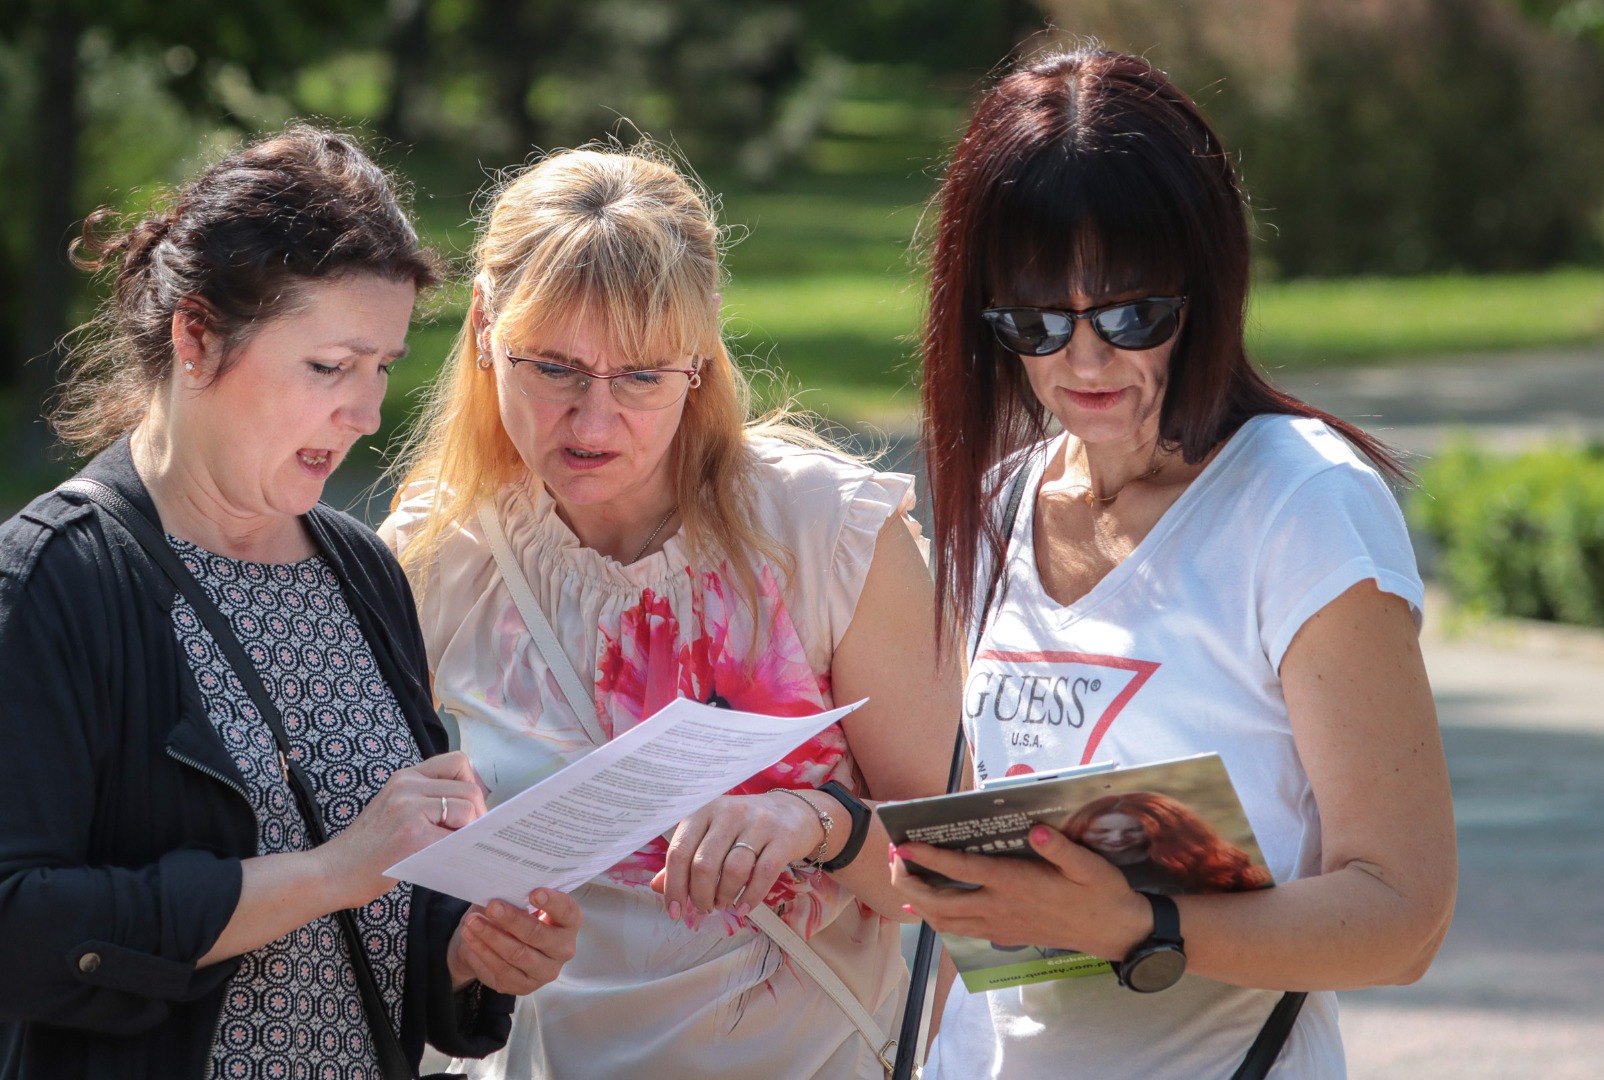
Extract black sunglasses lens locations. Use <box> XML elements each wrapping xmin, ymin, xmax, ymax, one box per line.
<box><xmin>1094</xmin><ymin>301</ymin><xmax>1180</xmax><ymax>349</ymax></box>
<box><xmin>988</xmin><ymin>310</ymin><xmax>1072</xmax><ymax>355</ymax></box>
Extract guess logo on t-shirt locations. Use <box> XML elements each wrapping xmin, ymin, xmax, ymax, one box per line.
<box><xmin>964</xmin><ymin>650</ymin><xmax>1159</xmax><ymax>784</ymax></box>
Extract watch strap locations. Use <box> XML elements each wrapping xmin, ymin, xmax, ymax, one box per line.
<box><xmin>1144</xmin><ymin>891</ymin><xmax>1183</xmax><ymax>945</ymax></box>
<box><xmin>817</xmin><ymin>779</ymin><xmax>872</xmax><ymax>872</ymax></box>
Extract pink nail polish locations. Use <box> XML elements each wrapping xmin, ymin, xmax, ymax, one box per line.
<box><xmin>668</xmin><ymin>900</ymin><xmax>681</xmax><ymax>922</ymax></box>
<box><xmin>1030</xmin><ymin>825</ymin><xmax>1051</xmax><ymax>845</ymax></box>
<box><xmin>736</xmin><ymin>903</ymin><xmax>751</xmax><ymax>918</ymax></box>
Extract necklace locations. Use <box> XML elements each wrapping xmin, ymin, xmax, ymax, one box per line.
<box><xmin>1072</xmin><ymin>449</ymin><xmax>1165</xmax><ymax>507</ymax></box>
<box><xmin>629</xmin><ymin>504</ymin><xmax>678</xmax><ymax>563</ymax></box>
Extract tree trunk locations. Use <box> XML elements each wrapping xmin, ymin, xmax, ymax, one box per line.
<box><xmin>16</xmin><ymin>2</ymin><xmax>82</xmax><ymax>462</ymax></box>
<box><xmin>379</xmin><ymin>0</ymin><xmax>431</xmax><ymax>144</ymax></box>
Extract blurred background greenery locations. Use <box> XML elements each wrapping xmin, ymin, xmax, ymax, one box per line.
<box><xmin>2</xmin><ymin>0</ymin><xmax>1602</xmax><ymax>510</ymax></box>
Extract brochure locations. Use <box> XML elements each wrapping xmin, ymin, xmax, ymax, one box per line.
<box><xmin>877</xmin><ymin>752</ymin><xmax>1272</xmax><ymax>992</ymax></box>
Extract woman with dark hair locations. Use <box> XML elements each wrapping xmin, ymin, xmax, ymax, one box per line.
<box><xmin>1064</xmin><ymin>792</ymin><xmax>1272</xmax><ymax>895</ymax></box>
<box><xmin>0</xmin><ymin>126</ymin><xmax>579</xmax><ymax>1080</ymax></box>
<box><xmin>889</xmin><ymin>48</ymin><xmax>1456</xmax><ymax>1078</ymax></box>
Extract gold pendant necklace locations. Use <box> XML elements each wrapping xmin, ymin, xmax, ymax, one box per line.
<box><xmin>1080</xmin><ymin>462</ymin><xmax>1163</xmax><ymax>506</ymax></box>
<box><xmin>629</xmin><ymin>504</ymin><xmax>678</xmax><ymax>563</ymax></box>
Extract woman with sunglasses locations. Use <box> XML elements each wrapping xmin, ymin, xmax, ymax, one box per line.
<box><xmin>381</xmin><ymin>143</ymin><xmax>956</xmax><ymax>1079</ymax></box>
<box><xmin>889</xmin><ymin>47</ymin><xmax>1457</xmax><ymax>1079</ymax></box>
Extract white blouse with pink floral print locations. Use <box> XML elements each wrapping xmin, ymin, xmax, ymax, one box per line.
<box><xmin>384</xmin><ymin>438</ymin><xmax>920</xmax><ymax>1080</ymax></box>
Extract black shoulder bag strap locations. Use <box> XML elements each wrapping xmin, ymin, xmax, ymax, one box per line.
<box><xmin>891</xmin><ymin>463</ymin><xmax>1031</xmax><ymax>1080</ymax></box>
<box><xmin>1231</xmin><ymin>988</ymin><xmax>1307</xmax><ymax>1080</ymax></box>
<box><xmin>885</xmin><ymin>463</ymin><xmax>1307</xmax><ymax>1080</ymax></box>
<box><xmin>62</xmin><ymin>479</ymin><xmax>422</xmax><ymax>1080</ymax></box>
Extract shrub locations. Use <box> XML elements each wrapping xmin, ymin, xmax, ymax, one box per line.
<box><xmin>1412</xmin><ymin>441</ymin><xmax>1604</xmax><ymax>626</ymax></box>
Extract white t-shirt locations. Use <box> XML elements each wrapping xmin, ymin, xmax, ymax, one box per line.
<box><xmin>928</xmin><ymin>415</ymin><xmax>1424</xmax><ymax>1080</ymax></box>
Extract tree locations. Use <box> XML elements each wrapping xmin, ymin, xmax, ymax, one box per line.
<box><xmin>0</xmin><ymin>0</ymin><xmax>387</xmax><ymax>461</ymax></box>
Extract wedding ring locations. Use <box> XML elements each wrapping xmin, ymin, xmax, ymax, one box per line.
<box><xmin>729</xmin><ymin>841</ymin><xmax>758</xmax><ymax>857</ymax></box>
<box><xmin>438</xmin><ymin>796</ymin><xmax>449</xmax><ymax>827</ymax></box>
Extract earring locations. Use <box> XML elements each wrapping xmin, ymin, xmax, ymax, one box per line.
<box><xmin>476</xmin><ymin>354</ymin><xmax>493</xmax><ymax>371</ymax></box>
<box><xmin>183</xmin><ymin>361</ymin><xmax>195</xmax><ymax>372</ymax></box>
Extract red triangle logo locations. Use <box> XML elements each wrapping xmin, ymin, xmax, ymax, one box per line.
<box><xmin>968</xmin><ymin>649</ymin><xmax>1161</xmax><ymax>766</ymax></box>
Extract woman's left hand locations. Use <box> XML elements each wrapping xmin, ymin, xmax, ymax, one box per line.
<box><xmin>891</xmin><ymin>825</ymin><xmax>1154</xmax><ymax>961</ymax></box>
<box><xmin>651</xmin><ymin>792</ymin><xmax>825</xmax><ymax>919</ymax></box>
<box><xmin>447</xmin><ymin>888</ymin><xmax>583</xmax><ymax>995</ymax></box>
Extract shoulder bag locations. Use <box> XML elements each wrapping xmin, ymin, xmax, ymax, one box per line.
<box><xmin>477</xmin><ymin>502</ymin><xmax>907</xmax><ymax>1077</ymax></box>
<box><xmin>63</xmin><ymin>478</ymin><xmax>460</xmax><ymax>1080</ymax></box>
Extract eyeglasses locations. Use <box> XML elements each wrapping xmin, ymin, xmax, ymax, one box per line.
<box><xmin>502</xmin><ymin>346</ymin><xmax>702</xmax><ymax>411</ymax></box>
<box><xmin>981</xmin><ymin>297</ymin><xmax>1187</xmax><ymax>356</ymax></box>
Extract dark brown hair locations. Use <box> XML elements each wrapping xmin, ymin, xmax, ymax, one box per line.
<box><xmin>920</xmin><ymin>47</ymin><xmax>1402</xmax><ymax>637</ymax></box>
<box><xmin>55</xmin><ymin>124</ymin><xmax>443</xmax><ymax>454</ymax></box>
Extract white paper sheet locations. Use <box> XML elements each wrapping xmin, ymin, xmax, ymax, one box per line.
<box><xmin>385</xmin><ymin>696</ymin><xmax>865</xmax><ymax>906</ymax></box>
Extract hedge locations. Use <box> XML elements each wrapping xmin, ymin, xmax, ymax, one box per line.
<box><xmin>1411</xmin><ymin>442</ymin><xmax>1604</xmax><ymax>627</ymax></box>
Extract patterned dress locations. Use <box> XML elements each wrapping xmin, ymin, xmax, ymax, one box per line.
<box><xmin>168</xmin><ymin>539</ymin><xmax>418</xmax><ymax>1080</ymax></box>
<box><xmin>385</xmin><ymin>440</ymin><xmax>918</xmax><ymax>1080</ymax></box>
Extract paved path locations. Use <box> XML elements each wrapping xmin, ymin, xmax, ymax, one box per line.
<box><xmin>1338</xmin><ymin>610</ymin><xmax>1604</xmax><ymax>1078</ymax></box>
<box><xmin>1284</xmin><ymin>346</ymin><xmax>1604</xmax><ymax>1077</ymax></box>
<box><xmin>1271</xmin><ymin>345</ymin><xmax>1604</xmax><ymax>458</ymax></box>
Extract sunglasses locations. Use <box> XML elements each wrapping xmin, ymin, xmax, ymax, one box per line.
<box><xmin>981</xmin><ymin>296</ymin><xmax>1186</xmax><ymax>355</ymax></box>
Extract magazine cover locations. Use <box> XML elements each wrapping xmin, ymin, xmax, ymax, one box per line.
<box><xmin>877</xmin><ymin>752</ymin><xmax>1273</xmax><ymax>992</ymax></box>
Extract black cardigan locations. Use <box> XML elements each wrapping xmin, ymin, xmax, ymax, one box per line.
<box><xmin>0</xmin><ymin>438</ymin><xmax>512</xmax><ymax>1079</ymax></box>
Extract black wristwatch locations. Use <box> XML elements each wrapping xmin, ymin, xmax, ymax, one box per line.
<box><xmin>1116</xmin><ymin>892</ymin><xmax>1187</xmax><ymax>993</ymax></box>
<box><xmin>817</xmin><ymin>780</ymin><xmax>872</xmax><ymax>872</ymax></box>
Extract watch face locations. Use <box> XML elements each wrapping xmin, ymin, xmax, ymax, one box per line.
<box><xmin>1121</xmin><ymin>945</ymin><xmax>1187</xmax><ymax>993</ymax></box>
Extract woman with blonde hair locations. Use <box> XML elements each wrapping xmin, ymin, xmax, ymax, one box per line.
<box><xmin>381</xmin><ymin>143</ymin><xmax>957</xmax><ymax>1079</ymax></box>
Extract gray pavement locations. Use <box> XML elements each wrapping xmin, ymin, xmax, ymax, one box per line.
<box><xmin>1339</xmin><ymin>609</ymin><xmax>1604</xmax><ymax>1078</ymax></box>
<box><xmin>1286</xmin><ymin>347</ymin><xmax>1604</xmax><ymax>1078</ymax></box>
<box><xmin>1271</xmin><ymin>345</ymin><xmax>1604</xmax><ymax>458</ymax></box>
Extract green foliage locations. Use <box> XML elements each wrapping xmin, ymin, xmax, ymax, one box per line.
<box><xmin>1247</xmin><ymin>0</ymin><xmax>1604</xmax><ymax>276</ymax></box>
<box><xmin>1413</xmin><ymin>442</ymin><xmax>1604</xmax><ymax>626</ymax></box>
<box><xmin>1047</xmin><ymin>0</ymin><xmax>1604</xmax><ymax>278</ymax></box>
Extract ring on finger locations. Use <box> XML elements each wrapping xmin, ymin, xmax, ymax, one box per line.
<box><xmin>729</xmin><ymin>841</ymin><xmax>758</xmax><ymax>858</ymax></box>
<box><xmin>438</xmin><ymin>796</ymin><xmax>449</xmax><ymax>827</ymax></box>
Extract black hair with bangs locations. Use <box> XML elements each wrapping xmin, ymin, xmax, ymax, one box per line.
<box><xmin>921</xmin><ymin>46</ymin><xmax>1402</xmax><ymax>638</ymax></box>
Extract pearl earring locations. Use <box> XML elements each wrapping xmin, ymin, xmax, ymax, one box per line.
<box><xmin>184</xmin><ymin>362</ymin><xmax>195</xmax><ymax>372</ymax></box>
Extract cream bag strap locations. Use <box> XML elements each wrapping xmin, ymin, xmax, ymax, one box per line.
<box><xmin>476</xmin><ymin>500</ymin><xmax>911</xmax><ymax>1078</ymax></box>
<box><xmin>478</xmin><ymin>502</ymin><xmax>608</xmax><ymax>747</ymax></box>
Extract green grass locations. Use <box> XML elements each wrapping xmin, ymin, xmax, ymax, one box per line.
<box><xmin>1248</xmin><ymin>269</ymin><xmax>1604</xmax><ymax>369</ymax></box>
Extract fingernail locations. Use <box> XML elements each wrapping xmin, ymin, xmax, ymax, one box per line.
<box><xmin>888</xmin><ymin>842</ymin><xmax>898</xmax><ymax>861</ymax></box>
<box><xmin>1030</xmin><ymin>825</ymin><xmax>1052</xmax><ymax>845</ymax></box>
<box><xmin>736</xmin><ymin>903</ymin><xmax>751</xmax><ymax>918</ymax></box>
<box><xmin>531</xmin><ymin>889</ymin><xmax>548</xmax><ymax>908</ymax></box>
<box><xmin>487</xmin><ymin>900</ymin><xmax>508</xmax><ymax>917</ymax></box>
<box><xmin>668</xmin><ymin>900</ymin><xmax>681</xmax><ymax>922</ymax></box>
<box><xmin>901</xmin><ymin>904</ymin><xmax>916</xmax><ymax>915</ymax></box>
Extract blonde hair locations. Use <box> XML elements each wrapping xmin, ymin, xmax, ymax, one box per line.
<box><xmin>390</xmin><ymin>142</ymin><xmax>812</xmax><ymax>608</ymax></box>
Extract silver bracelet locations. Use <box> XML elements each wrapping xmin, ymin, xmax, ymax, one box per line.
<box><xmin>773</xmin><ymin>787</ymin><xmax>833</xmax><ymax>866</ymax></box>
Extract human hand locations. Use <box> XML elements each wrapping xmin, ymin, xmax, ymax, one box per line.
<box><xmin>890</xmin><ymin>825</ymin><xmax>1153</xmax><ymax>960</ymax></box>
<box><xmin>447</xmin><ymin>889</ymin><xmax>582</xmax><ymax>995</ymax></box>
<box><xmin>319</xmin><ymin>751</ymin><xmax>488</xmax><ymax>908</ymax></box>
<box><xmin>650</xmin><ymin>791</ymin><xmax>826</xmax><ymax>920</ymax></box>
